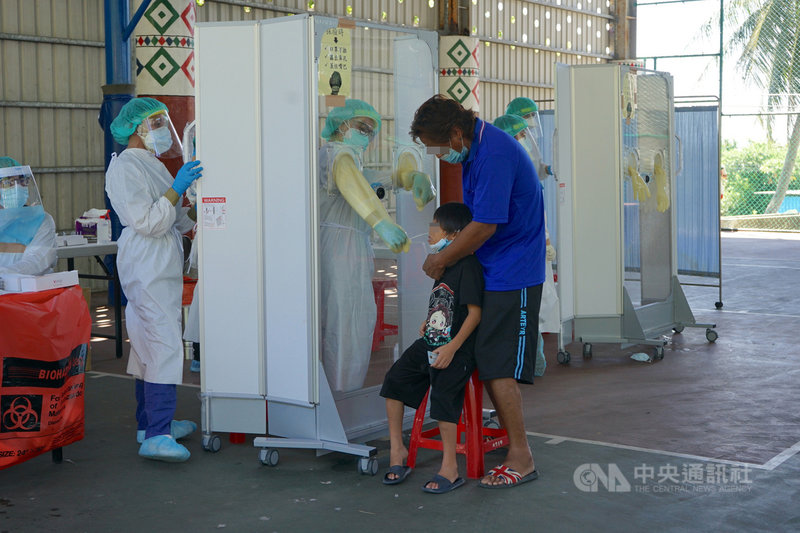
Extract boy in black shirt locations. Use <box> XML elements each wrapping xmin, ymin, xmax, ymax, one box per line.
<box><xmin>380</xmin><ymin>203</ymin><xmax>483</xmax><ymax>494</ymax></box>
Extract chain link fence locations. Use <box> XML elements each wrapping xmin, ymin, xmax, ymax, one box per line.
<box><xmin>718</xmin><ymin>0</ymin><xmax>800</xmax><ymax>232</ymax></box>
<box><xmin>720</xmin><ymin>118</ymin><xmax>800</xmax><ymax>232</ymax></box>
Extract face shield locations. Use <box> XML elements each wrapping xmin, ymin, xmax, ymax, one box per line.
<box><xmin>522</xmin><ymin>111</ymin><xmax>544</xmax><ymax>155</ymax></box>
<box><xmin>516</xmin><ymin>127</ymin><xmax>545</xmax><ymax>172</ymax></box>
<box><xmin>0</xmin><ymin>166</ymin><xmax>42</xmax><ymax>209</ymax></box>
<box><xmin>0</xmin><ymin>165</ymin><xmax>46</xmax><ymax>245</ymax></box>
<box><xmin>136</xmin><ymin>110</ymin><xmax>183</xmax><ymax>159</ymax></box>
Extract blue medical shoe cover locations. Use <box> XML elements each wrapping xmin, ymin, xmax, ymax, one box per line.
<box><xmin>137</xmin><ymin>420</ymin><xmax>197</xmax><ymax>443</ymax></box>
<box><xmin>170</xmin><ymin>419</ymin><xmax>197</xmax><ymax>440</ymax></box>
<box><xmin>138</xmin><ymin>435</ymin><xmax>191</xmax><ymax>462</ymax></box>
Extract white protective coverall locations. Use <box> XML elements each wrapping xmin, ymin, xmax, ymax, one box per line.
<box><xmin>106</xmin><ymin>148</ymin><xmax>195</xmax><ymax>384</ymax></box>
<box><xmin>0</xmin><ymin>213</ymin><xmax>56</xmax><ymax>275</ymax></box>
<box><xmin>319</xmin><ymin>142</ymin><xmax>377</xmax><ymax>392</ymax></box>
<box><xmin>181</xmin><ymin>247</ymin><xmax>200</xmax><ymax>342</ymax></box>
<box><xmin>539</xmin><ymin>221</ymin><xmax>560</xmax><ymax>333</ymax></box>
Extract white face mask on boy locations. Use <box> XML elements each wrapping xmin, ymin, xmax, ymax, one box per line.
<box><xmin>428</xmin><ymin>237</ymin><xmax>452</xmax><ymax>254</ymax></box>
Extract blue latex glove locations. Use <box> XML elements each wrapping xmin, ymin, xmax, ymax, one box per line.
<box><xmin>374</xmin><ymin>220</ymin><xmax>409</xmax><ymax>253</ymax></box>
<box><xmin>172</xmin><ymin>160</ymin><xmax>203</xmax><ymax>196</ymax></box>
<box><xmin>411</xmin><ymin>171</ymin><xmax>435</xmax><ymax>210</ymax></box>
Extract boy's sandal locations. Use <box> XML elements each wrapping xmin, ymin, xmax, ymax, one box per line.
<box><xmin>421</xmin><ymin>474</ymin><xmax>465</xmax><ymax>494</ymax></box>
<box><xmin>382</xmin><ymin>465</ymin><xmax>412</xmax><ymax>485</ymax></box>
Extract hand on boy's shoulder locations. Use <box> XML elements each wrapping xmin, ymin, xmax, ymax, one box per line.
<box><xmin>423</xmin><ymin>252</ymin><xmax>446</xmax><ymax>280</ymax></box>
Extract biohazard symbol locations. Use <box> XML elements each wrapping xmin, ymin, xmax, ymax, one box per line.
<box><xmin>2</xmin><ymin>396</ymin><xmax>39</xmax><ymax>431</ymax></box>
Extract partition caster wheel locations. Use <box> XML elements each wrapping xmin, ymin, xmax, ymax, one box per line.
<box><xmin>582</xmin><ymin>343</ymin><xmax>592</xmax><ymax>359</ymax></box>
<box><xmin>557</xmin><ymin>351</ymin><xmax>570</xmax><ymax>365</ymax></box>
<box><xmin>358</xmin><ymin>456</ymin><xmax>378</xmax><ymax>476</ymax></box>
<box><xmin>673</xmin><ymin>325</ymin><xmax>684</xmax><ymax>334</ymax></box>
<box><xmin>259</xmin><ymin>448</ymin><xmax>279</xmax><ymax>467</ymax></box>
<box><xmin>706</xmin><ymin>329</ymin><xmax>718</xmax><ymax>343</ymax></box>
<box><xmin>203</xmin><ymin>434</ymin><xmax>221</xmax><ymax>453</ymax></box>
<box><xmin>653</xmin><ymin>346</ymin><xmax>664</xmax><ymax>361</ymax></box>
<box><xmin>715</xmin><ymin>301</ymin><xmax>723</xmax><ymax>309</ymax></box>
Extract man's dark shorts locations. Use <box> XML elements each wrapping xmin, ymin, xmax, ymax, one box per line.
<box><xmin>474</xmin><ymin>284</ymin><xmax>542</xmax><ymax>384</ymax></box>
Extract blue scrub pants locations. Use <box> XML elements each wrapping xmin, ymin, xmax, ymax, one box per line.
<box><xmin>135</xmin><ymin>379</ymin><xmax>176</xmax><ymax>440</ymax></box>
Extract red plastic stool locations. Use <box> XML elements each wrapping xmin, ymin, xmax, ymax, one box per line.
<box><xmin>181</xmin><ymin>277</ymin><xmax>198</xmax><ymax>361</ymax></box>
<box><xmin>182</xmin><ymin>276</ymin><xmax>197</xmax><ymax>306</ymax></box>
<box><xmin>406</xmin><ymin>370</ymin><xmax>508</xmax><ymax>479</ymax></box>
<box><xmin>371</xmin><ymin>279</ymin><xmax>398</xmax><ymax>352</ymax></box>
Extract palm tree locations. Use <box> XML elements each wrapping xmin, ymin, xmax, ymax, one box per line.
<box><xmin>721</xmin><ymin>0</ymin><xmax>800</xmax><ymax>213</ymax></box>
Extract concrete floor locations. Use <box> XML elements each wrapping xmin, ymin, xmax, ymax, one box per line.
<box><xmin>2</xmin><ymin>232</ymin><xmax>800</xmax><ymax>532</ymax></box>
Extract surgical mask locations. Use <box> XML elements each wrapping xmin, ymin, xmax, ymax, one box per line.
<box><xmin>343</xmin><ymin>128</ymin><xmax>371</xmax><ymax>152</ymax></box>
<box><xmin>1</xmin><ymin>184</ymin><xmax>28</xmax><ymax>208</ymax></box>
<box><xmin>429</xmin><ymin>237</ymin><xmax>451</xmax><ymax>253</ymax></box>
<box><xmin>142</xmin><ymin>126</ymin><xmax>174</xmax><ymax>155</ymax></box>
<box><xmin>441</xmin><ymin>146</ymin><xmax>469</xmax><ymax>164</ymax></box>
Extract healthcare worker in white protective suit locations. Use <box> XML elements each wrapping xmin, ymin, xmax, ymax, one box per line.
<box><xmin>0</xmin><ymin>157</ymin><xmax>57</xmax><ymax>276</ymax></box>
<box><xmin>320</xmin><ymin>99</ymin><xmax>435</xmax><ymax>392</ymax></box>
<box><xmin>106</xmin><ymin>97</ymin><xmax>201</xmax><ymax>462</ymax></box>
<box><xmin>493</xmin><ymin>112</ymin><xmax>559</xmax><ymax>377</ymax></box>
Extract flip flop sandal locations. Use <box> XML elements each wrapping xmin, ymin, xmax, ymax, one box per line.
<box><xmin>383</xmin><ymin>465</ymin><xmax>412</xmax><ymax>485</ymax></box>
<box><xmin>479</xmin><ymin>465</ymin><xmax>539</xmax><ymax>489</ymax></box>
<box><xmin>421</xmin><ymin>474</ymin><xmax>465</xmax><ymax>494</ymax></box>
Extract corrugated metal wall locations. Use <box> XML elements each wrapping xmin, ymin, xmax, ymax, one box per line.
<box><xmin>470</xmin><ymin>0</ymin><xmax>614</xmax><ymax>118</ymax></box>
<box><xmin>0</xmin><ymin>0</ymin><xmax>106</xmax><ymax>283</ymax></box>
<box><xmin>196</xmin><ymin>0</ymin><xmax>438</xmax><ymax>28</ymax></box>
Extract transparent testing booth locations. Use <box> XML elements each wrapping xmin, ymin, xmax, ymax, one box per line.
<box><xmin>553</xmin><ymin>64</ymin><xmax>717</xmax><ymax>363</ymax></box>
<box><xmin>194</xmin><ymin>15</ymin><xmax>438</xmax><ymax>473</ymax></box>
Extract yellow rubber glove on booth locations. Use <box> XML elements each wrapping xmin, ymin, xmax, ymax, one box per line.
<box><xmin>333</xmin><ymin>152</ymin><xmax>410</xmax><ymax>253</ymax></box>
<box><xmin>395</xmin><ymin>151</ymin><xmax>435</xmax><ymax>211</ymax></box>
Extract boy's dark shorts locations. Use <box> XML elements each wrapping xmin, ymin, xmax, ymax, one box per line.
<box><xmin>474</xmin><ymin>284</ymin><xmax>542</xmax><ymax>385</ymax></box>
<box><xmin>380</xmin><ymin>338</ymin><xmax>475</xmax><ymax>424</ymax></box>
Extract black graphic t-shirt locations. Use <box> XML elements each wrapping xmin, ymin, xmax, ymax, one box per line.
<box><xmin>423</xmin><ymin>254</ymin><xmax>484</xmax><ymax>353</ymax></box>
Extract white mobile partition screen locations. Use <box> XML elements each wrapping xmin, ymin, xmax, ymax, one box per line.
<box><xmin>195</xmin><ymin>16</ymin><xmax>438</xmax><ymax>470</ymax></box>
<box><xmin>553</xmin><ymin>64</ymin><xmax>717</xmax><ymax>364</ymax></box>
<box><xmin>196</xmin><ymin>22</ymin><xmax>271</xmax><ymax>447</ymax></box>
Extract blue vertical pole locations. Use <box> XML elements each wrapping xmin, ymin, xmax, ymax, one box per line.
<box><xmin>99</xmin><ymin>0</ymin><xmax>152</xmax><ymax>306</ymax></box>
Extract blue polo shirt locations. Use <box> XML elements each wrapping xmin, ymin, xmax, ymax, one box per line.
<box><xmin>461</xmin><ymin>119</ymin><xmax>546</xmax><ymax>291</ymax></box>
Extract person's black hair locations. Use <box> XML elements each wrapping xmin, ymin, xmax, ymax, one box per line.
<box><xmin>433</xmin><ymin>202</ymin><xmax>472</xmax><ymax>234</ymax></box>
<box><xmin>410</xmin><ymin>94</ymin><xmax>477</xmax><ymax>144</ymax></box>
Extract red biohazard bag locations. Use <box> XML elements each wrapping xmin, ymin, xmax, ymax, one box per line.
<box><xmin>0</xmin><ymin>285</ymin><xmax>91</xmax><ymax>469</ymax></box>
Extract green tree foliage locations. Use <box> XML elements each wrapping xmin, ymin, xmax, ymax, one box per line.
<box><xmin>723</xmin><ymin>0</ymin><xmax>800</xmax><ymax>213</ymax></box>
<box><xmin>722</xmin><ymin>139</ymin><xmax>800</xmax><ymax>215</ymax></box>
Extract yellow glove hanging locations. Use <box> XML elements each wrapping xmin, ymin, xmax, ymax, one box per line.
<box><xmin>653</xmin><ymin>152</ymin><xmax>670</xmax><ymax>213</ymax></box>
<box><xmin>395</xmin><ymin>151</ymin><xmax>435</xmax><ymax>211</ymax></box>
<box><xmin>626</xmin><ymin>152</ymin><xmax>651</xmax><ymax>204</ymax></box>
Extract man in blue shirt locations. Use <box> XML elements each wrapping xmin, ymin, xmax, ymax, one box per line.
<box><xmin>410</xmin><ymin>95</ymin><xmax>546</xmax><ymax>489</ymax></box>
